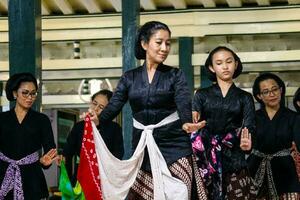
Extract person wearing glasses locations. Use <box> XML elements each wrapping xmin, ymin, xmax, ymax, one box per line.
<box><xmin>0</xmin><ymin>72</ymin><xmax>57</xmax><ymax>200</ymax></box>
<box><xmin>62</xmin><ymin>89</ymin><xmax>124</xmax><ymax>186</ymax></box>
<box><xmin>247</xmin><ymin>73</ymin><xmax>300</xmax><ymax>199</ymax></box>
<box><xmin>191</xmin><ymin>46</ymin><xmax>256</xmax><ymax>200</ymax></box>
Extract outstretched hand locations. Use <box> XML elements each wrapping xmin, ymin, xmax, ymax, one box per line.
<box><xmin>240</xmin><ymin>127</ymin><xmax>252</xmax><ymax>151</ymax></box>
<box><xmin>40</xmin><ymin>148</ymin><xmax>58</xmax><ymax>167</ymax></box>
<box><xmin>182</xmin><ymin>120</ymin><xmax>206</xmax><ymax>133</ymax></box>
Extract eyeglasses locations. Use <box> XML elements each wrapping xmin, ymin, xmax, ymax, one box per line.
<box><xmin>19</xmin><ymin>89</ymin><xmax>38</xmax><ymax>99</ymax></box>
<box><xmin>90</xmin><ymin>101</ymin><xmax>105</xmax><ymax>110</ymax></box>
<box><xmin>260</xmin><ymin>87</ymin><xmax>281</xmax><ymax>97</ymax></box>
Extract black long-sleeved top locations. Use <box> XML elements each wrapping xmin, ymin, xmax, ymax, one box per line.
<box><xmin>0</xmin><ymin>108</ymin><xmax>56</xmax><ymax>200</ymax></box>
<box><xmin>247</xmin><ymin>107</ymin><xmax>300</xmax><ymax>195</ymax></box>
<box><xmin>193</xmin><ymin>83</ymin><xmax>256</xmax><ymax>173</ymax></box>
<box><xmin>63</xmin><ymin>120</ymin><xmax>124</xmax><ymax>185</ymax></box>
<box><xmin>99</xmin><ymin>63</ymin><xmax>193</xmax><ymax>170</ymax></box>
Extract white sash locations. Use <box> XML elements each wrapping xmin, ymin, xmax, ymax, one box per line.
<box><xmin>93</xmin><ymin>112</ymin><xmax>188</xmax><ymax>200</ymax></box>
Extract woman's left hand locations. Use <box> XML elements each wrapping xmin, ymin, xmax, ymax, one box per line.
<box><xmin>80</xmin><ymin>109</ymin><xmax>99</xmax><ymax>126</ymax></box>
<box><xmin>240</xmin><ymin>127</ymin><xmax>252</xmax><ymax>151</ymax></box>
<box><xmin>40</xmin><ymin>148</ymin><xmax>58</xmax><ymax>166</ymax></box>
<box><xmin>182</xmin><ymin>120</ymin><xmax>206</xmax><ymax>133</ymax></box>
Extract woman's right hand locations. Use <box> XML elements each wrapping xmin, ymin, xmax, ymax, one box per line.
<box><xmin>240</xmin><ymin>128</ymin><xmax>252</xmax><ymax>151</ymax></box>
<box><xmin>182</xmin><ymin>120</ymin><xmax>206</xmax><ymax>133</ymax></box>
<box><xmin>40</xmin><ymin>148</ymin><xmax>58</xmax><ymax>167</ymax></box>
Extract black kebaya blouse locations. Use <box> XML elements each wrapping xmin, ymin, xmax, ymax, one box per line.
<box><xmin>0</xmin><ymin>108</ymin><xmax>56</xmax><ymax>200</ymax></box>
<box><xmin>99</xmin><ymin>63</ymin><xmax>193</xmax><ymax>170</ymax></box>
<box><xmin>193</xmin><ymin>83</ymin><xmax>256</xmax><ymax>173</ymax></box>
<box><xmin>247</xmin><ymin>107</ymin><xmax>300</xmax><ymax>195</ymax></box>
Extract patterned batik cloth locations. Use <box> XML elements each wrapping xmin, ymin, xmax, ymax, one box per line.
<box><xmin>291</xmin><ymin>143</ymin><xmax>300</xmax><ymax>182</ymax></box>
<box><xmin>224</xmin><ymin>169</ymin><xmax>257</xmax><ymax>200</ymax></box>
<box><xmin>127</xmin><ymin>156</ymin><xmax>207</xmax><ymax>200</ymax></box>
<box><xmin>279</xmin><ymin>193</ymin><xmax>300</xmax><ymax>200</ymax></box>
<box><xmin>257</xmin><ymin>192</ymin><xmax>299</xmax><ymax>200</ymax></box>
<box><xmin>256</xmin><ymin>180</ymin><xmax>300</xmax><ymax>200</ymax></box>
<box><xmin>0</xmin><ymin>151</ymin><xmax>39</xmax><ymax>200</ymax></box>
<box><xmin>191</xmin><ymin>128</ymin><xmax>255</xmax><ymax>200</ymax></box>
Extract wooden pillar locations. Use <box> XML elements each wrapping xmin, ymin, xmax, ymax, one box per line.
<box><xmin>8</xmin><ymin>0</ymin><xmax>41</xmax><ymax>109</ymax></box>
<box><xmin>200</xmin><ymin>66</ymin><xmax>212</xmax><ymax>88</ymax></box>
<box><xmin>0</xmin><ymin>82</ymin><xmax>2</xmax><ymax>111</ymax></box>
<box><xmin>179</xmin><ymin>37</ymin><xmax>194</xmax><ymax>93</ymax></box>
<box><xmin>121</xmin><ymin>0</ymin><xmax>140</xmax><ymax>159</ymax></box>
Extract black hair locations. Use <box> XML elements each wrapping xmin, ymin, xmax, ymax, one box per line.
<box><xmin>252</xmin><ymin>72</ymin><xmax>286</xmax><ymax>107</ymax></box>
<box><xmin>204</xmin><ymin>46</ymin><xmax>243</xmax><ymax>82</ymax></box>
<box><xmin>293</xmin><ymin>87</ymin><xmax>300</xmax><ymax>112</ymax></box>
<box><xmin>91</xmin><ymin>89</ymin><xmax>113</xmax><ymax>101</ymax></box>
<box><xmin>135</xmin><ymin>21</ymin><xmax>171</xmax><ymax>60</ymax></box>
<box><xmin>5</xmin><ymin>72</ymin><xmax>38</xmax><ymax>101</ymax></box>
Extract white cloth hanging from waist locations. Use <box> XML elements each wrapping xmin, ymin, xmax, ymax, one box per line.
<box><xmin>93</xmin><ymin>112</ymin><xmax>188</xmax><ymax>200</ymax></box>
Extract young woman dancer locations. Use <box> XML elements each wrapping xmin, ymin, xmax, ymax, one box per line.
<box><xmin>191</xmin><ymin>46</ymin><xmax>256</xmax><ymax>200</ymax></box>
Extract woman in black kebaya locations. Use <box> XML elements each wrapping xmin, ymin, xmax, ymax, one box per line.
<box><xmin>192</xmin><ymin>46</ymin><xmax>256</xmax><ymax>200</ymax></box>
<box><xmin>248</xmin><ymin>73</ymin><xmax>300</xmax><ymax>199</ymax></box>
<box><xmin>0</xmin><ymin>73</ymin><xmax>57</xmax><ymax>200</ymax></box>
<box><xmin>99</xmin><ymin>21</ymin><xmax>207</xmax><ymax>200</ymax></box>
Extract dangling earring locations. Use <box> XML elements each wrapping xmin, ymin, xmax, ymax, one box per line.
<box><xmin>13</xmin><ymin>96</ymin><xmax>16</xmax><ymax>100</ymax></box>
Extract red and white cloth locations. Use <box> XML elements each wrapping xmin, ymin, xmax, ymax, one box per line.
<box><xmin>77</xmin><ymin>116</ymin><xmax>103</xmax><ymax>200</ymax></box>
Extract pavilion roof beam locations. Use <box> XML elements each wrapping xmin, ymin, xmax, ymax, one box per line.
<box><xmin>256</xmin><ymin>0</ymin><xmax>270</xmax><ymax>6</ymax></box>
<box><xmin>41</xmin><ymin>1</ymin><xmax>51</xmax><ymax>15</ymax></box>
<box><xmin>0</xmin><ymin>0</ymin><xmax>8</xmax><ymax>10</ymax></box>
<box><xmin>52</xmin><ymin>0</ymin><xmax>74</xmax><ymax>15</ymax></box>
<box><xmin>80</xmin><ymin>0</ymin><xmax>102</xmax><ymax>13</ymax></box>
<box><xmin>288</xmin><ymin>0</ymin><xmax>300</xmax><ymax>4</ymax></box>
<box><xmin>197</xmin><ymin>0</ymin><xmax>216</xmax><ymax>8</ymax></box>
<box><xmin>1</xmin><ymin>7</ymin><xmax>300</xmax><ymax>42</ymax></box>
<box><xmin>1</xmin><ymin>21</ymin><xmax>300</xmax><ymax>42</ymax></box>
<box><xmin>2</xmin><ymin>7</ymin><xmax>300</xmax><ymax>31</ymax></box>
<box><xmin>226</xmin><ymin>0</ymin><xmax>242</xmax><ymax>7</ymax></box>
<box><xmin>170</xmin><ymin>0</ymin><xmax>187</xmax><ymax>9</ymax></box>
<box><xmin>107</xmin><ymin>0</ymin><xmax>122</xmax><ymax>12</ymax></box>
<box><xmin>140</xmin><ymin>0</ymin><xmax>156</xmax><ymax>10</ymax></box>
